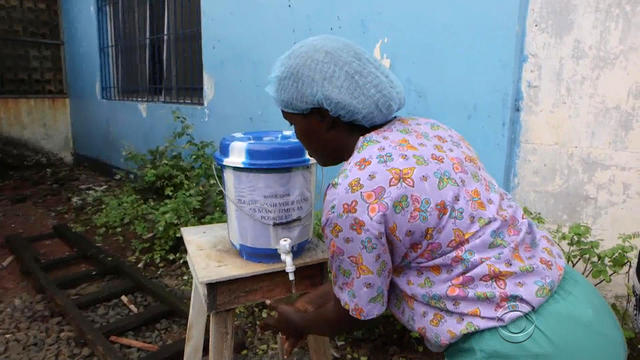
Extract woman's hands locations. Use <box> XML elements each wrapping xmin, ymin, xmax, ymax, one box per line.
<box><xmin>260</xmin><ymin>282</ymin><xmax>368</xmax><ymax>358</ymax></box>
<box><xmin>260</xmin><ymin>283</ymin><xmax>334</xmax><ymax>357</ymax></box>
<box><xmin>261</xmin><ymin>300</ymin><xmax>306</xmax><ymax>357</ymax></box>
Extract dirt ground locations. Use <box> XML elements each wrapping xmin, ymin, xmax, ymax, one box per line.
<box><xmin>0</xmin><ymin>140</ymin><xmax>89</xmax><ymax>300</ymax></box>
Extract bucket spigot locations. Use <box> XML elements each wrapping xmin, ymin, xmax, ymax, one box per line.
<box><xmin>278</xmin><ymin>238</ymin><xmax>296</xmax><ymax>281</ymax></box>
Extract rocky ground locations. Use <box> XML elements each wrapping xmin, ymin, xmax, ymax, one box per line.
<box><xmin>0</xmin><ymin>139</ymin><xmax>190</xmax><ymax>359</ymax></box>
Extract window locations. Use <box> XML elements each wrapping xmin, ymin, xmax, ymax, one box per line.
<box><xmin>97</xmin><ymin>0</ymin><xmax>203</xmax><ymax>104</ymax></box>
<box><xmin>0</xmin><ymin>0</ymin><xmax>66</xmax><ymax>96</ymax></box>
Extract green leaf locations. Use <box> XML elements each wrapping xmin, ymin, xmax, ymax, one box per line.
<box><xmin>623</xmin><ymin>329</ymin><xmax>635</xmax><ymax>339</ymax></box>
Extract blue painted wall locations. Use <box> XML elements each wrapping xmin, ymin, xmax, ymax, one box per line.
<box><xmin>61</xmin><ymin>0</ymin><xmax>528</xmax><ymax>197</ymax></box>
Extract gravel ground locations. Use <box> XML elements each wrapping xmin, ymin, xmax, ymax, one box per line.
<box><xmin>0</xmin><ymin>286</ymin><xmax>188</xmax><ymax>360</ymax></box>
<box><xmin>0</xmin><ymin>293</ymin><xmax>98</xmax><ymax>359</ymax></box>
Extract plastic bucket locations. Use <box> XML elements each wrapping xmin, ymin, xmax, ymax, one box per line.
<box><xmin>214</xmin><ymin>131</ymin><xmax>316</xmax><ymax>263</ymax></box>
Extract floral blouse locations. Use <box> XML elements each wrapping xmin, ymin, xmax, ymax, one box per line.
<box><xmin>322</xmin><ymin>117</ymin><xmax>565</xmax><ymax>351</ymax></box>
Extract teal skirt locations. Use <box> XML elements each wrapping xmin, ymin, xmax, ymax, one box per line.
<box><xmin>445</xmin><ymin>267</ymin><xmax>627</xmax><ymax>360</ymax></box>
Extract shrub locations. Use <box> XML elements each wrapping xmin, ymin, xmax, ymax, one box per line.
<box><xmin>91</xmin><ymin>111</ymin><xmax>226</xmax><ymax>264</ymax></box>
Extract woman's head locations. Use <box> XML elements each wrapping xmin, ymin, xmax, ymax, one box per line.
<box><xmin>267</xmin><ymin>35</ymin><xmax>405</xmax><ymax>165</ymax></box>
<box><xmin>282</xmin><ymin>108</ymin><xmax>377</xmax><ymax>166</ymax></box>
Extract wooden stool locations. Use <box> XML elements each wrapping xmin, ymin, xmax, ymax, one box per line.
<box><xmin>181</xmin><ymin>223</ymin><xmax>331</xmax><ymax>360</ymax></box>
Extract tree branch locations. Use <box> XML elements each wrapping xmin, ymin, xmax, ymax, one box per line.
<box><xmin>593</xmin><ymin>261</ymin><xmax>631</xmax><ymax>287</ymax></box>
<box><xmin>585</xmin><ymin>267</ymin><xmax>594</xmax><ymax>278</ymax></box>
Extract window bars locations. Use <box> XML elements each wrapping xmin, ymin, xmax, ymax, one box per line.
<box><xmin>0</xmin><ymin>0</ymin><xmax>66</xmax><ymax>96</ymax></box>
<box><xmin>97</xmin><ymin>0</ymin><xmax>203</xmax><ymax>105</ymax></box>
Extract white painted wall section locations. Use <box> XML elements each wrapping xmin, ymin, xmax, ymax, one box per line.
<box><xmin>515</xmin><ymin>0</ymin><xmax>640</xmax><ymax>296</ymax></box>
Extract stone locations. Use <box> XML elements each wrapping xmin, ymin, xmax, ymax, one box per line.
<box><xmin>45</xmin><ymin>335</ymin><xmax>57</xmax><ymax>345</ymax></box>
<box><xmin>12</xmin><ymin>298</ymin><xmax>23</xmax><ymax>309</ymax></box>
<box><xmin>124</xmin><ymin>348</ymin><xmax>139</xmax><ymax>359</ymax></box>
<box><xmin>155</xmin><ymin>320</ymin><xmax>169</xmax><ymax>330</ymax></box>
<box><xmin>7</xmin><ymin>341</ymin><xmax>24</xmax><ymax>357</ymax></box>
<box><xmin>81</xmin><ymin>347</ymin><xmax>92</xmax><ymax>356</ymax></box>
<box><xmin>31</xmin><ymin>338</ymin><xmax>44</xmax><ymax>350</ymax></box>
<box><xmin>50</xmin><ymin>316</ymin><xmax>62</xmax><ymax>325</ymax></box>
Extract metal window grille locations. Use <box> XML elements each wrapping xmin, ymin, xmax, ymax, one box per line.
<box><xmin>0</xmin><ymin>0</ymin><xmax>66</xmax><ymax>96</ymax></box>
<box><xmin>97</xmin><ymin>0</ymin><xmax>203</xmax><ymax>104</ymax></box>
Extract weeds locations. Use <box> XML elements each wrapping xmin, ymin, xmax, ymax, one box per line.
<box><xmin>82</xmin><ymin>111</ymin><xmax>226</xmax><ymax>265</ymax></box>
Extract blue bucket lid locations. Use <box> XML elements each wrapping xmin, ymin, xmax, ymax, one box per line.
<box><xmin>214</xmin><ymin>130</ymin><xmax>315</xmax><ymax>168</ymax></box>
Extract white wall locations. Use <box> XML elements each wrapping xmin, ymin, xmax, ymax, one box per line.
<box><xmin>514</xmin><ymin>0</ymin><xmax>640</xmax><ymax>297</ymax></box>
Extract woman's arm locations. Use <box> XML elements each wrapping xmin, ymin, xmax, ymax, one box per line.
<box><xmin>292</xmin><ymin>284</ymin><xmax>365</xmax><ymax>336</ymax></box>
<box><xmin>261</xmin><ymin>282</ymin><xmax>373</xmax><ymax>357</ymax></box>
<box><xmin>290</xmin><ymin>282</ymin><xmax>335</xmax><ymax>312</ymax></box>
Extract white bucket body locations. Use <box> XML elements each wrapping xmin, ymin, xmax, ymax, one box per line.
<box><xmin>221</xmin><ymin>165</ymin><xmax>316</xmax><ymax>262</ymax></box>
<box><xmin>215</xmin><ymin>130</ymin><xmax>316</xmax><ymax>263</ymax></box>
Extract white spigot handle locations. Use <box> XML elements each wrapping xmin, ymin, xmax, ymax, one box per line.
<box><xmin>278</xmin><ymin>238</ymin><xmax>296</xmax><ymax>281</ymax></box>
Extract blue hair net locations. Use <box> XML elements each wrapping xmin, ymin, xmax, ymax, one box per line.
<box><xmin>266</xmin><ymin>35</ymin><xmax>405</xmax><ymax>128</ymax></box>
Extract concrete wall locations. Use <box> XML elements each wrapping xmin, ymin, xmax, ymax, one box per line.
<box><xmin>514</xmin><ymin>0</ymin><xmax>640</xmax><ymax>294</ymax></box>
<box><xmin>61</xmin><ymin>0</ymin><xmax>529</xmax><ymax>196</ymax></box>
<box><xmin>0</xmin><ymin>98</ymin><xmax>73</xmax><ymax>162</ymax></box>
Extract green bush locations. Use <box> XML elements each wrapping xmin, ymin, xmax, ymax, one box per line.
<box><xmin>313</xmin><ymin>211</ymin><xmax>324</xmax><ymax>243</ymax></box>
<box><xmin>91</xmin><ymin>111</ymin><xmax>226</xmax><ymax>264</ymax></box>
<box><xmin>524</xmin><ymin>207</ymin><xmax>639</xmax><ymax>338</ymax></box>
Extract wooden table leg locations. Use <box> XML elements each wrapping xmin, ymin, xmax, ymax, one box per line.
<box><xmin>184</xmin><ymin>279</ymin><xmax>207</xmax><ymax>360</ymax></box>
<box><xmin>209</xmin><ymin>309</ymin><xmax>234</xmax><ymax>360</ymax></box>
<box><xmin>307</xmin><ymin>335</ymin><xmax>332</xmax><ymax>360</ymax></box>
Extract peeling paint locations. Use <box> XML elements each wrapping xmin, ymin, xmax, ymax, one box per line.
<box><xmin>138</xmin><ymin>103</ymin><xmax>147</xmax><ymax>118</ymax></box>
<box><xmin>203</xmin><ymin>72</ymin><xmax>215</xmax><ymax>105</ymax></box>
<box><xmin>373</xmin><ymin>38</ymin><xmax>391</xmax><ymax>69</ymax></box>
<box><xmin>514</xmin><ymin>0</ymin><xmax>640</xmax><ymax>298</ymax></box>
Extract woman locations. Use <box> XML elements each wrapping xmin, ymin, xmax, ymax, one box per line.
<box><xmin>261</xmin><ymin>35</ymin><xmax>626</xmax><ymax>359</ymax></box>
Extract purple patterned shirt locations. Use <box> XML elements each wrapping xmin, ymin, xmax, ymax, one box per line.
<box><xmin>322</xmin><ymin>117</ymin><xmax>565</xmax><ymax>351</ymax></box>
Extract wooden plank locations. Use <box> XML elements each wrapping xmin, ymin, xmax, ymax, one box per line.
<box><xmin>180</xmin><ymin>223</ymin><xmax>328</xmax><ymax>284</ymax></box>
<box><xmin>209</xmin><ymin>310</ymin><xmax>234</xmax><ymax>360</ymax></box>
<box><xmin>52</xmin><ymin>267</ymin><xmax>110</xmax><ymax>289</ymax></box>
<box><xmin>39</xmin><ymin>252</ymin><xmax>84</xmax><ymax>271</ymax></box>
<box><xmin>98</xmin><ymin>303</ymin><xmax>173</xmax><ymax>336</ymax></box>
<box><xmin>184</xmin><ymin>280</ymin><xmax>207</xmax><ymax>360</ymax></box>
<box><xmin>73</xmin><ymin>279</ymin><xmax>137</xmax><ymax>309</ymax></box>
<box><xmin>5</xmin><ymin>234</ymin><xmax>124</xmax><ymax>359</ymax></box>
<box><xmin>53</xmin><ymin>224</ymin><xmax>189</xmax><ymax>317</ymax></box>
<box><xmin>25</xmin><ymin>231</ymin><xmax>57</xmax><ymax>243</ymax></box>
<box><xmin>208</xmin><ymin>262</ymin><xmax>325</xmax><ymax>312</ymax></box>
<box><xmin>307</xmin><ymin>335</ymin><xmax>332</xmax><ymax>360</ymax></box>
<box><xmin>108</xmin><ymin>336</ymin><xmax>159</xmax><ymax>352</ymax></box>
